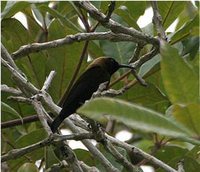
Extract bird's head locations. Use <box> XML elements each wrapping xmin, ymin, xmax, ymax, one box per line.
<box><xmin>88</xmin><ymin>57</ymin><xmax>134</xmax><ymax>75</ymax></box>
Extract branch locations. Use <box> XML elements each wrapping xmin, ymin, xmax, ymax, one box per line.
<box><xmin>1</xmin><ymin>115</ymin><xmax>39</xmax><ymax>129</ymax></box>
<box><xmin>41</xmin><ymin>70</ymin><xmax>56</xmax><ymax>92</ymax></box>
<box><xmin>107</xmin><ymin>135</ymin><xmax>178</xmax><ymax>172</ymax></box>
<box><xmin>62</xmin><ymin>118</ymin><xmax>120</xmax><ymax>172</ymax></box>
<box><xmin>131</xmin><ymin>47</ymin><xmax>159</xmax><ymax>69</ymax></box>
<box><xmin>1</xmin><ymin>58</ymin><xmax>39</xmax><ymax>95</ymax></box>
<box><xmin>177</xmin><ymin>159</ymin><xmax>185</xmax><ymax>172</ymax></box>
<box><xmin>1</xmin><ymin>44</ymin><xmax>20</xmax><ymax>72</ymax></box>
<box><xmin>104</xmin><ymin>140</ymin><xmax>139</xmax><ymax>172</ymax></box>
<box><xmin>151</xmin><ymin>1</ymin><xmax>167</xmax><ymax>40</ymax></box>
<box><xmin>1</xmin><ymin>133</ymin><xmax>94</xmax><ymax>162</ymax></box>
<box><xmin>3</xmin><ymin>45</ymin><xmax>119</xmax><ymax>172</ymax></box>
<box><xmin>12</xmin><ymin>31</ymin><xmax>144</xmax><ymax>59</ymax></box>
<box><xmin>128</xmin><ymin>44</ymin><xmax>144</xmax><ymax>63</ymax></box>
<box><xmin>105</xmin><ymin>1</ymin><xmax>116</xmax><ymax>21</ymax></box>
<box><xmin>76</xmin><ymin>1</ymin><xmax>159</xmax><ymax>45</ymax></box>
<box><xmin>1</xmin><ymin>84</ymin><xmax>22</xmax><ymax>95</ymax></box>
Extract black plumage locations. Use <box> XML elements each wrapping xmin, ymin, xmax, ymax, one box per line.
<box><xmin>51</xmin><ymin>57</ymin><xmax>133</xmax><ymax>133</ymax></box>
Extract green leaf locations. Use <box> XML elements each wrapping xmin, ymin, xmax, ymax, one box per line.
<box><xmin>1</xmin><ymin>1</ymin><xmax>30</xmax><ymax>19</ymax></box>
<box><xmin>170</xmin><ymin>14</ymin><xmax>199</xmax><ymax>44</ymax></box>
<box><xmin>1</xmin><ymin>102</ymin><xmax>22</xmax><ymax>120</ymax></box>
<box><xmin>99</xmin><ymin>40</ymin><xmax>135</xmax><ymax>64</ymax></box>
<box><xmin>155</xmin><ymin>145</ymin><xmax>188</xmax><ymax>163</ymax></box>
<box><xmin>115</xmin><ymin>1</ymin><xmax>146</xmax><ymax>31</ymax></box>
<box><xmin>74</xmin><ymin>149</ymin><xmax>95</xmax><ymax>166</ymax></box>
<box><xmin>138</xmin><ymin>54</ymin><xmax>161</xmax><ymax>77</ymax></box>
<box><xmin>170</xmin><ymin>103</ymin><xmax>200</xmax><ymax>136</ymax></box>
<box><xmin>15</xmin><ymin>129</ymin><xmax>47</xmax><ymax>147</ymax></box>
<box><xmin>17</xmin><ymin>163</ymin><xmax>38</xmax><ymax>172</ymax></box>
<box><xmin>38</xmin><ymin>5</ymin><xmax>81</xmax><ymax>32</ymax></box>
<box><xmin>1</xmin><ymin>18</ymin><xmax>29</xmax><ymax>52</ymax></box>
<box><xmin>78</xmin><ymin>97</ymin><xmax>193</xmax><ymax>139</ymax></box>
<box><xmin>160</xmin><ymin>43</ymin><xmax>199</xmax><ymax>104</ymax></box>
<box><xmin>46</xmin><ymin>19</ymin><xmax>87</xmax><ymax>102</ymax></box>
<box><xmin>158</xmin><ymin>1</ymin><xmax>186</xmax><ymax>29</ymax></box>
<box><xmin>121</xmin><ymin>83</ymin><xmax>170</xmax><ymax>113</ymax></box>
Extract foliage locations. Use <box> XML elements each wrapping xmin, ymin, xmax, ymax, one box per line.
<box><xmin>1</xmin><ymin>1</ymin><xmax>199</xmax><ymax>172</ymax></box>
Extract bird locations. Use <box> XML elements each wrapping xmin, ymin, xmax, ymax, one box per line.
<box><xmin>50</xmin><ymin>57</ymin><xmax>134</xmax><ymax>133</ymax></box>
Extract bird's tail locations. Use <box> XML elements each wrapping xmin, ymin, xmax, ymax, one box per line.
<box><xmin>50</xmin><ymin>115</ymin><xmax>64</xmax><ymax>133</ymax></box>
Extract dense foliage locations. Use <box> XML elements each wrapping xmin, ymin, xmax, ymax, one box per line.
<box><xmin>1</xmin><ymin>1</ymin><xmax>199</xmax><ymax>172</ymax></box>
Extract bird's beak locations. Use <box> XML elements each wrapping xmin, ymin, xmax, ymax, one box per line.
<box><xmin>119</xmin><ymin>64</ymin><xmax>135</xmax><ymax>70</ymax></box>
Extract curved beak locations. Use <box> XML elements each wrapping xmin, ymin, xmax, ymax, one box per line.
<box><xmin>119</xmin><ymin>64</ymin><xmax>135</xmax><ymax>70</ymax></box>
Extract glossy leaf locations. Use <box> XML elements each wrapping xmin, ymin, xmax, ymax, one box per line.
<box><xmin>160</xmin><ymin>43</ymin><xmax>199</xmax><ymax>104</ymax></box>
<box><xmin>78</xmin><ymin>97</ymin><xmax>192</xmax><ymax>139</ymax></box>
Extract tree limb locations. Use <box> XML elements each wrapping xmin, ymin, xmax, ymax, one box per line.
<box><xmin>76</xmin><ymin>1</ymin><xmax>159</xmax><ymax>45</ymax></box>
<box><xmin>12</xmin><ymin>31</ymin><xmax>144</xmax><ymax>59</ymax></box>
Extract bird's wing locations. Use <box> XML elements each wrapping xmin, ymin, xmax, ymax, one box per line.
<box><xmin>62</xmin><ymin>66</ymin><xmax>110</xmax><ymax>110</ymax></box>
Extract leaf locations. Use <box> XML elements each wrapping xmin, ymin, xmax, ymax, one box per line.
<box><xmin>100</xmin><ymin>41</ymin><xmax>135</xmax><ymax>64</ymax></box>
<box><xmin>1</xmin><ymin>1</ymin><xmax>30</xmax><ymax>19</ymax></box>
<box><xmin>1</xmin><ymin>102</ymin><xmax>22</xmax><ymax>120</ymax></box>
<box><xmin>15</xmin><ymin>129</ymin><xmax>47</xmax><ymax>147</ymax></box>
<box><xmin>74</xmin><ymin>149</ymin><xmax>95</xmax><ymax>166</ymax></box>
<box><xmin>155</xmin><ymin>145</ymin><xmax>188</xmax><ymax>163</ymax></box>
<box><xmin>115</xmin><ymin>1</ymin><xmax>146</xmax><ymax>31</ymax></box>
<box><xmin>170</xmin><ymin>103</ymin><xmax>200</xmax><ymax>136</ymax></box>
<box><xmin>38</xmin><ymin>5</ymin><xmax>81</xmax><ymax>32</ymax></box>
<box><xmin>158</xmin><ymin>1</ymin><xmax>186</xmax><ymax>29</ymax></box>
<box><xmin>17</xmin><ymin>163</ymin><xmax>38</xmax><ymax>172</ymax></box>
<box><xmin>31</xmin><ymin>4</ymin><xmax>46</xmax><ymax>27</ymax></box>
<box><xmin>78</xmin><ymin>97</ymin><xmax>193</xmax><ymax>139</ymax></box>
<box><xmin>46</xmin><ymin>19</ymin><xmax>87</xmax><ymax>102</ymax></box>
<box><xmin>160</xmin><ymin>43</ymin><xmax>199</xmax><ymax>104</ymax></box>
<box><xmin>121</xmin><ymin>83</ymin><xmax>170</xmax><ymax>113</ymax></box>
<box><xmin>170</xmin><ymin>14</ymin><xmax>199</xmax><ymax>44</ymax></box>
<box><xmin>175</xmin><ymin>1</ymin><xmax>198</xmax><ymax>30</ymax></box>
<box><xmin>138</xmin><ymin>54</ymin><xmax>161</xmax><ymax>77</ymax></box>
<box><xmin>1</xmin><ymin>18</ymin><xmax>29</xmax><ymax>52</ymax></box>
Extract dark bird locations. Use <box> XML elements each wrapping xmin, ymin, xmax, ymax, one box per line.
<box><xmin>50</xmin><ymin>57</ymin><xmax>134</xmax><ymax>133</ymax></box>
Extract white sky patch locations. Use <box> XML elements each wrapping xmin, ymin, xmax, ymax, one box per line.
<box><xmin>141</xmin><ymin>165</ymin><xmax>155</xmax><ymax>172</ymax></box>
<box><xmin>60</xmin><ymin>129</ymin><xmax>96</xmax><ymax>150</ymax></box>
<box><xmin>13</xmin><ymin>12</ymin><xmax>28</xmax><ymax>29</ymax></box>
<box><xmin>137</xmin><ymin>7</ymin><xmax>153</xmax><ymax>28</ymax></box>
<box><xmin>115</xmin><ymin>130</ymin><xmax>132</xmax><ymax>142</ymax></box>
<box><xmin>166</xmin><ymin>18</ymin><xmax>179</xmax><ymax>33</ymax></box>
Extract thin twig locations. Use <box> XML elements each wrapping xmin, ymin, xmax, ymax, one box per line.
<box><xmin>41</xmin><ymin>70</ymin><xmax>56</xmax><ymax>92</ymax></box>
<box><xmin>104</xmin><ymin>140</ymin><xmax>139</xmax><ymax>172</ymax></box>
<box><xmin>1</xmin><ymin>84</ymin><xmax>22</xmax><ymax>95</ymax></box>
<box><xmin>128</xmin><ymin>44</ymin><xmax>144</xmax><ymax>63</ymax></box>
<box><xmin>105</xmin><ymin>1</ymin><xmax>116</xmax><ymax>21</ymax></box>
<box><xmin>177</xmin><ymin>159</ymin><xmax>185</xmax><ymax>172</ymax></box>
<box><xmin>1</xmin><ymin>58</ymin><xmax>39</xmax><ymax>95</ymax></box>
<box><xmin>8</xmin><ymin>96</ymin><xmax>32</xmax><ymax>103</ymax></box>
<box><xmin>151</xmin><ymin>1</ymin><xmax>167</xmax><ymax>41</ymax></box>
<box><xmin>1</xmin><ymin>115</ymin><xmax>39</xmax><ymax>129</ymax></box>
